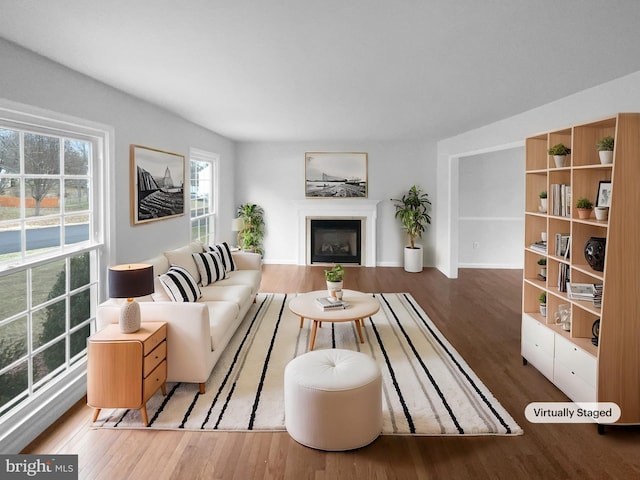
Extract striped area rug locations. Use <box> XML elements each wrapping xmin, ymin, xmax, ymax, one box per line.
<box><xmin>92</xmin><ymin>293</ymin><xmax>522</xmax><ymax>436</ymax></box>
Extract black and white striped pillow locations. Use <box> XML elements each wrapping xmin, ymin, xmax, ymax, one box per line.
<box><xmin>206</xmin><ymin>242</ymin><xmax>236</xmax><ymax>273</ymax></box>
<box><xmin>159</xmin><ymin>265</ymin><xmax>202</xmax><ymax>302</ymax></box>
<box><xmin>192</xmin><ymin>250</ymin><xmax>227</xmax><ymax>286</ymax></box>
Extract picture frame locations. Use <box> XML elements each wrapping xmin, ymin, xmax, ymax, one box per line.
<box><xmin>304</xmin><ymin>152</ymin><xmax>368</xmax><ymax>198</ymax></box>
<box><xmin>596</xmin><ymin>180</ymin><xmax>612</xmax><ymax>207</ymax></box>
<box><xmin>130</xmin><ymin>144</ymin><xmax>185</xmax><ymax>225</ymax></box>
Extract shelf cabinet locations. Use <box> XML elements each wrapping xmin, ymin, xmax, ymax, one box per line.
<box><xmin>521</xmin><ymin>113</ymin><xmax>640</xmax><ymax>426</ymax></box>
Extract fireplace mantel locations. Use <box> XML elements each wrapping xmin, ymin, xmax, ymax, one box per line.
<box><xmin>294</xmin><ymin>199</ymin><xmax>380</xmax><ymax>267</ymax></box>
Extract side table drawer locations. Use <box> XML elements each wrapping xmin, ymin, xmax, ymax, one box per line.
<box><xmin>143</xmin><ymin>360</ymin><xmax>167</xmax><ymax>401</ymax></box>
<box><xmin>143</xmin><ymin>324</ymin><xmax>167</xmax><ymax>355</ymax></box>
<box><xmin>144</xmin><ymin>341</ymin><xmax>167</xmax><ymax>377</ymax></box>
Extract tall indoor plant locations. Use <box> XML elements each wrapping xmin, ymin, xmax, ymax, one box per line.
<box><xmin>391</xmin><ymin>185</ymin><xmax>432</xmax><ymax>272</ymax></box>
<box><xmin>236</xmin><ymin>203</ymin><xmax>265</xmax><ymax>255</ymax></box>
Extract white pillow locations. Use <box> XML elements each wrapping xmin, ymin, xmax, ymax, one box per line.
<box><xmin>159</xmin><ymin>265</ymin><xmax>202</xmax><ymax>302</ymax></box>
<box><xmin>192</xmin><ymin>250</ymin><xmax>227</xmax><ymax>286</ymax></box>
<box><xmin>164</xmin><ymin>244</ymin><xmax>202</xmax><ymax>284</ymax></box>
<box><xmin>151</xmin><ymin>276</ymin><xmax>171</xmax><ymax>301</ymax></box>
<box><xmin>207</xmin><ymin>242</ymin><xmax>236</xmax><ymax>272</ymax></box>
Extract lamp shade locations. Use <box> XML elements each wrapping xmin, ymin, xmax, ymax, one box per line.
<box><xmin>231</xmin><ymin>217</ymin><xmax>244</xmax><ymax>232</ymax></box>
<box><xmin>108</xmin><ymin>264</ymin><xmax>154</xmax><ymax>299</ymax></box>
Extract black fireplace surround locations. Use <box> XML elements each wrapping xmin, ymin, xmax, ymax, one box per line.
<box><xmin>310</xmin><ymin>219</ymin><xmax>361</xmax><ymax>264</ymax></box>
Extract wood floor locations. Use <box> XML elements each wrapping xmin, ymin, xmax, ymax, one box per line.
<box><xmin>23</xmin><ymin>265</ymin><xmax>640</xmax><ymax>479</ymax></box>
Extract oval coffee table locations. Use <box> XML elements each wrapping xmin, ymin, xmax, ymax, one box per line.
<box><xmin>289</xmin><ymin>290</ymin><xmax>380</xmax><ymax>350</ymax></box>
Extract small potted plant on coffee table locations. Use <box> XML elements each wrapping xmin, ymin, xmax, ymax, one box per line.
<box><xmin>576</xmin><ymin>197</ymin><xmax>593</xmax><ymax>219</ymax></box>
<box><xmin>324</xmin><ymin>264</ymin><xmax>344</xmax><ymax>297</ymax></box>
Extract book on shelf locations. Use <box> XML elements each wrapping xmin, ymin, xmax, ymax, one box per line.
<box><xmin>557</xmin><ymin>263</ymin><xmax>570</xmax><ymax>292</ymax></box>
<box><xmin>554</xmin><ymin>233</ymin><xmax>570</xmax><ymax>258</ymax></box>
<box><xmin>567</xmin><ymin>282</ymin><xmax>596</xmax><ymax>300</ymax></box>
<box><xmin>551</xmin><ymin>184</ymin><xmax>571</xmax><ymax>217</ymax></box>
<box><xmin>593</xmin><ymin>284</ymin><xmax>603</xmax><ymax>308</ymax></box>
<box><xmin>529</xmin><ymin>240</ymin><xmax>547</xmax><ymax>254</ymax></box>
<box><xmin>315</xmin><ymin>297</ymin><xmax>350</xmax><ymax>310</ymax></box>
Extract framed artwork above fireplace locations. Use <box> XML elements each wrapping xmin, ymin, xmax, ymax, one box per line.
<box><xmin>304</xmin><ymin>152</ymin><xmax>368</xmax><ymax>198</ymax></box>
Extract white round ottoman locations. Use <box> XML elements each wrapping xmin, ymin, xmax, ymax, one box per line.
<box><xmin>284</xmin><ymin>348</ymin><xmax>382</xmax><ymax>451</ymax></box>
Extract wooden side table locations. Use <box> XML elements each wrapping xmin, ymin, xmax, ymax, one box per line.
<box><xmin>87</xmin><ymin>321</ymin><xmax>167</xmax><ymax>426</ymax></box>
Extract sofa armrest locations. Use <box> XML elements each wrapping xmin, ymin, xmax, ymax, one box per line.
<box><xmin>96</xmin><ymin>301</ymin><xmax>214</xmax><ymax>384</ymax></box>
<box><xmin>232</xmin><ymin>251</ymin><xmax>262</xmax><ymax>271</ymax></box>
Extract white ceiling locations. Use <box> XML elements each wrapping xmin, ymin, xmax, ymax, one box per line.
<box><xmin>2</xmin><ymin>0</ymin><xmax>640</xmax><ymax>142</ymax></box>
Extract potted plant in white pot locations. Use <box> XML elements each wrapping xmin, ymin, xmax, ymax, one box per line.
<box><xmin>596</xmin><ymin>135</ymin><xmax>614</xmax><ymax>164</ymax></box>
<box><xmin>324</xmin><ymin>264</ymin><xmax>344</xmax><ymax>297</ymax></box>
<box><xmin>539</xmin><ymin>292</ymin><xmax>547</xmax><ymax>317</ymax></box>
<box><xmin>539</xmin><ymin>191</ymin><xmax>548</xmax><ymax>213</ymax></box>
<box><xmin>537</xmin><ymin>257</ymin><xmax>547</xmax><ymax>278</ymax></box>
<box><xmin>391</xmin><ymin>185</ymin><xmax>432</xmax><ymax>272</ymax></box>
<box><xmin>548</xmin><ymin>143</ymin><xmax>571</xmax><ymax>168</ymax></box>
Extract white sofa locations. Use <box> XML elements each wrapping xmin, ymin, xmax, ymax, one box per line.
<box><xmin>96</xmin><ymin>241</ymin><xmax>262</xmax><ymax>393</ymax></box>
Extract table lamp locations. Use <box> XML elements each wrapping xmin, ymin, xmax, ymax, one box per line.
<box><xmin>108</xmin><ymin>263</ymin><xmax>154</xmax><ymax>333</ymax></box>
<box><xmin>231</xmin><ymin>217</ymin><xmax>244</xmax><ymax>248</ymax></box>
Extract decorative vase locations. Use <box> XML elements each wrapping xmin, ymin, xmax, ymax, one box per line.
<box><xmin>404</xmin><ymin>246</ymin><xmax>423</xmax><ymax>273</ymax></box>
<box><xmin>595</xmin><ymin>206</ymin><xmax>609</xmax><ymax>221</ymax></box>
<box><xmin>598</xmin><ymin>151</ymin><xmax>613</xmax><ymax>164</ymax></box>
<box><xmin>539</xmin><ymin>198</ymin><xmax>548</xmax><ymax>213</ymax></box>
<box><xmin>540</xmin><ymin>304</ymin><xmax>547</xmax><ymax>317</ymax></box>
<box><xmin>553</xmin><ymin>155</ymin><xmax>566</xmax><ymax>168</ymax></box>
<box><xmin>584</xmin><ymin>236</ymin><xmax>606</xmax><ymax>272</ymax></box>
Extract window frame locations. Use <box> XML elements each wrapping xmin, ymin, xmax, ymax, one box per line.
<box><xmin>189</xmin><ymin>148</ymin><xmax>219</xmax><ymax>245</ymax></box>
<box><xmin>0</xmin><ymin>99</ymin><xmax>113</xmax><ymax>453</ymax></box>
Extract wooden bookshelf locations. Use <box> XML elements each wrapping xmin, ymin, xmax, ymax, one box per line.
<box><xmin>521</xmin><ymin>113</ymin><xmax>640</xmax><ymax>428</ymax></box>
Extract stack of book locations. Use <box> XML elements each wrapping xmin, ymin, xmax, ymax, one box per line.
<box><xmin>593</xmin><ymin>284</ymin><xmax>603</xmax><ymax>308</ymax></box>
<box><xmin>567</xmin><ymin>283</ymin><xmax>595</xmax><ymax>300</ymax></box>
<box><xmin>315</xmin><ymin>297</ymin><xmax>350</xmax><ymax>310</ymax></box>
<box><xmin>529</xmin><ymin>240</ymin><xmax>547</xmax><ymax>254</ymax></box>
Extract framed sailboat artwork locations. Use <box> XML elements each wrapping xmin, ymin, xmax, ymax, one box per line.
<box><xmin>130</xmin><ymin>144</ymin><xmax>185</xmax><ymax>225</ymax></box>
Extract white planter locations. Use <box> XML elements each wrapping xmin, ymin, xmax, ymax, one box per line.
<box><xmin>595</xmin><ymin>206</ymin><xmax>609</xmax><ymax>221</ymax></box>
<box><xmin>553</xmin><ymin>155</ymin><xmax>566</xmax><ymax>168</ymax></box>
<box><xmin>326</xmin><ymin>280</ymin><xmax>343</xmax><ymax>297</ymax></box>
<box><xmin>540</xmin><ymin>304</ymin><xmax>547</xmax><ymax>317</ymax></box>
<box><xmin>599</xmin><ymin>150</ymin><xmax>613</xmax><ymax>164</ymax></box>
<box><xmin>404</xmin><ymin>246</ymin><xmax>423</xmax><ymax>273</ymax></box>
<box><xmin>539</xmin><ymin>198</ymin><xmax>548</xmax><ymax>213</ymax></box>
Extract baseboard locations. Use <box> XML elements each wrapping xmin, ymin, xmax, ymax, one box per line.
<box><xmin>458</xmin><ymin>263</ymin><xmax>522</xmax><ymax>269</ymax></box>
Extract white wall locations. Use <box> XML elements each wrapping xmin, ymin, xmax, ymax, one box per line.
<box><xmin>0</xmin><ymin>38</ymin><xmax>238</xmax><ymax>267</ymax></box>
<box><xmin>437</xmin><ymin>70</ymin><xmax>640</xmax><ymax>278</ymax></box>
<box><xmin>458</xmin><ymin>147</ymin><xmax>524</xmax><ymax>268</ymax></box>
<box><xmin>235</xmin><ymin>141</ymin><xmax>437</xmax><ymax>266</ymax></box>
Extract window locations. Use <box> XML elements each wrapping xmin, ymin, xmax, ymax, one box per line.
<box><xmin>0</xmin><ymin>101</ymin><xmax>108</xmax><ymax>442</ymax></box>
<box><xmin>190</xmin><ymin>148</ymin><xmax>218</xmax><ymax>245</ymax></box>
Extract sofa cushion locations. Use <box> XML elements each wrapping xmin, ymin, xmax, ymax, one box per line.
<box><xmin>151</xmin><ymin>276</ymin><xmax>171</xmax><ymax>302</ymax></box>
<box><xmin>206</xmin><ymin>301</ymin><xmax>240</xmax><ymax>351</ymax></box>
<box><xmin>206</xmin><ymin>242</ymin><xmax>236</xmax><ymax>272</ymax></box>
<box><xmin>159</xmin><ymin>265</ymin><xmax>202</xmax><ymax>302</ymax></box>
<box><xmin>164</xmin><ymin>243</ymin><xmax>203</xmax><ymax>284</ymax></box>
<box><xmin>192</xmin><ymin>250</ymin><xmax>227</xmax><ymax>286</ymax></box>
<box><xmin>199</xmin><ymin>284</ymin><xmax>252</xmax><ymax>305</ymax></box>
<box><xmin>214</xmin><ymin>270</ymin><xmax>261</xmax><ymax>295</ymax></box>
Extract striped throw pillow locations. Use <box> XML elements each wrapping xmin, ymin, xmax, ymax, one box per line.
<box><xmin>159</xmin><ymin>265</ymin><xmax>202</xmax><ymax>302</ymax></box>
<box><xmin>206</xmin><ymin>242</ymin><xmax>236</xmax><ymax>273</ymax></box>
<box><xmin>192</xmin><ymin>250</ymin><xmax>227</xmax><ymax>286</ymax></box>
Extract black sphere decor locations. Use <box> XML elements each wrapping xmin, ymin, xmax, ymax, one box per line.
<box><xmin>584</xmin><ymin>236</ymin><xmax>606</xmax><ymax>272</ymax></box>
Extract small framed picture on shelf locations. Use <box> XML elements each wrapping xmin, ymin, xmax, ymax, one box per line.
<box><xmin>596</xmin><ymin>180</ymin><xmax>612</xmax><ymax>207</ymax></box>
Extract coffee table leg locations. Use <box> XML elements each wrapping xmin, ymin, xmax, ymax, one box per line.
<box><xmin>299</xmin><ymin>316</ymin><xmax>304</xmax><ymax>328</ymax></box>
<box><xmin>309</xmin><ymin>320</ymin><xmax>318</xmax><ymax>350</ymax></box>
<box><xmin>355</xmin><ymin>319</ymin><xmax>364</xmax><ymax>343</ymax></box>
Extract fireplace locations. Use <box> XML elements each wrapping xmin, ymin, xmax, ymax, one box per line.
<box><xmin>310</xmin><ymin>219</ymin><xmax>361</xmax><ymax>264</ymax></box>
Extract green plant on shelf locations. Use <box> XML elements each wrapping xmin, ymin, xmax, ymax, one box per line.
<box><xmin>538</xmin><ymin>292</ymin><xmax>546</xmax><ymax>304</ymax></box>
<box><xmin>596</xmin><ymin>136</ymin><xmax>614</xmax><ymax>152</ymax></box>
<box><xmin>547</xmin><ymin>144</ymin><xmax>571</xmax><ymax>156</ymax></box>
<box><xmin>576</xmin><ymin>197</ymin><xmax>593</xmax><ymax>209</ymax></box>
<box><xmin>539</xmin><ymin>191</ymin><xmax>547</xmax><ymax>199</ymax></box>
<box><xmin>537</xmin><ymin>258</ymin><xmax>547</xmax><ymax>266</ymax></box>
